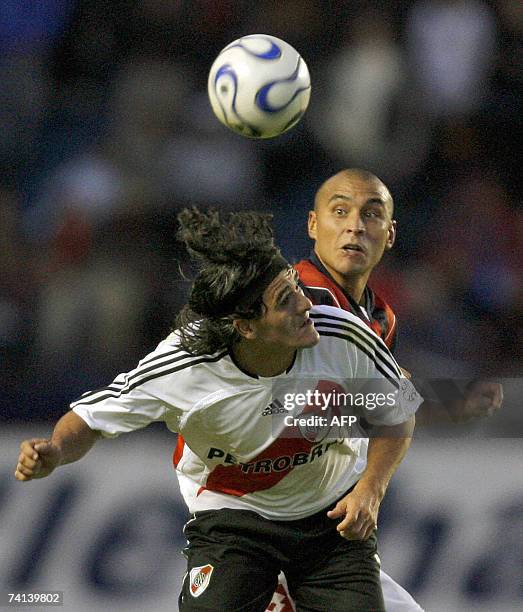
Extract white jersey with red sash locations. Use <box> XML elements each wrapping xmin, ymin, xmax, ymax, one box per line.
<box><xmin>71</xmin><ymin>304</ymin><xmax>419</xmax><ymax>521</ymax></box>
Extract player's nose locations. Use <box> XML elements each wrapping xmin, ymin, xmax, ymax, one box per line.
<box><xmin>344</xmin><ymin>209</ymin><xmax>365</xmax><ymax>233</ymax></box>
<box><xmin>297</xmin><ymin>291</ymin><xmax>313</xmax><ymax>313</ymax></box>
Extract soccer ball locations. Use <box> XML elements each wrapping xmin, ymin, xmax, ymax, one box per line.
<box><xmin>208</xmin><ymin>34</ymin><xmax>311</xmax><ymax>139</ymax></box>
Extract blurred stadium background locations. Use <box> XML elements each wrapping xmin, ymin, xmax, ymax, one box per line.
<box><xmin>0</xmin><ymin>1</ymin><xmax>521</xmax><ymax>610</ymax></box>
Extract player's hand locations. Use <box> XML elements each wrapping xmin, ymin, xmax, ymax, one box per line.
<box><xmin>15</xmin><ymin>438</ymin><xmax>62</xmax><ymax>481</ymax></box>
<box><xmin>399</xmin><ymin>367</ymin><xmax>412</xmax><ymax>379</ymax></box>
<box><xmin>455</xmin><ymin>380</ymin><xmax>503</xmax><ymax>423</ymax></box>
<box><xmin>326</xmin><ymin>483</ymin><xmax>380</xmax><ymax>541</ymax></box>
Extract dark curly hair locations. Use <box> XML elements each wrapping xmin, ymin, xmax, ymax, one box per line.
<box><xmin>175</xmin><ymin>207</ymin><xmax>289</xmax><ymax>355</ymax></box>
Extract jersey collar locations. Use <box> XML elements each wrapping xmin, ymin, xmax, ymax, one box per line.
<box><xmin>308</xmin><ymin>250</ymin><xmax>372</xmax><ymax>318</ymax></box>
<box><xmin>227</xmin><ymin>347</ymin><xmax>297</xmax><ymax>379</ymax></box>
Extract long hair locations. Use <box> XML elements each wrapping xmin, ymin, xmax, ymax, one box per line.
<box><xmin>175</xmin><ymin>207</ymin><xmax>288</xmax><ymax>355</ymax></box>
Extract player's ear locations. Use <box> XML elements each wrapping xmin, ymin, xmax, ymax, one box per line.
<box><xmin>233</xmin><ymin>318</ymin><xmax>258</xmax><ymax>340</ymax></box>
<box><xmin>308</xmin><ymin>210</ymin><xmax>317</xmax><ymax>240</ymax></box>
<box><xmin>385</xmin><ymin>220</ymin><xmax>396</xmax><ymax>250</ymax></box>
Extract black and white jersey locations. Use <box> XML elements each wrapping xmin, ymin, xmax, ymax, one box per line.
<box><xmin>72</xmin><ymin>305</ymin><xmax>421</xmax><ymax>520</ymax></box>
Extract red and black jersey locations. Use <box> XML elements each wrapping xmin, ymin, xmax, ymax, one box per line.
<box><xmin>295</xmin><ymin>252</ymin><xmax>398</xmax><ymax>353</ymax></box>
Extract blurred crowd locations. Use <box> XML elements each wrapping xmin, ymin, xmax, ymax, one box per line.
<box><xmin>1</xmin><ymin>0</ymin><xmax>521</xmax><ymax>421</ymax></box>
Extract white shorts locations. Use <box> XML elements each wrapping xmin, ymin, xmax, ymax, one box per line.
<box><xmin>379</xmin><ymin>569</ymin><xmax>424</xmax><ymax>611</ymax></box>
<box><xmin>266</xmin><ymin>569</ymin><xmax>424</xmax><ymax>611</ymax></box>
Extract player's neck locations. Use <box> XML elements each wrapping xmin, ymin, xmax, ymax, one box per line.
<box><xmin>231</xmin><ymin>341</ymin><xmax>295</xmax><ymax>378</ymax></box>
<box><xmin>313</xmin><ymin>252</ymin><xmax>369</xmax><ymax>304</ymax></box>
<box><xmin>330</xmin><ymin>270</ymin><xmax>368</xmax><ymax>304</ymax></box>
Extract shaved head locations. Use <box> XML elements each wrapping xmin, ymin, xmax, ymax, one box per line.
<box><xmin>314</xmin><ymin>169</ymin><xmax>394</xmax><ymax>217</ymax></box>
<box><xmin>308</xmin><ymin>168</ymin><xmax>396</xmax><ymax>300</ymax></box>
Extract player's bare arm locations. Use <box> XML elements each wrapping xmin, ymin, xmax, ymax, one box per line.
<box><xmin>15</xmin><ymin>410</ymin><xmax>101</xmax><ymax>481</ymax></box>
<box><xmin>327</xmin><ymin>416</ymin><xmax>415</xmax><ymax>540</ymax></box>
<box><xmin>394</xmin><ymin>368</ymin><xmax>502</xmax><ymax>424</ymax></box>
<box><xmin>416</xmin><ymin>380</ymin><xmax>503</xmax><ymax>425</ymax></box>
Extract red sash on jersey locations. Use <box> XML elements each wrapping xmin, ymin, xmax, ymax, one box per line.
<box><xmin>173</xmin><ymin>257</ymin><xmax>397</xmax><ymax>612</ymax></box>
<box><xmin>294</xmin><ymin>259</ymin><xmax>397</xmax><ymax>350</ymax></box>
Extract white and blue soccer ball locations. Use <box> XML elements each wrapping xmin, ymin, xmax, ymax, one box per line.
<box><xmin>208</xmin><ymin>34</ymin><xmax>311</xmax><ymax>139</ymax></box>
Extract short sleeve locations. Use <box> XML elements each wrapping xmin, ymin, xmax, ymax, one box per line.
<box><xmin>346</xmin><ymin>320</ymin><xmax>422</xmax><ymax>426</ymax></box>
<box><xmin>71</xmin><ymin>371</ymin><xmax>180</xmax><ymax>438</ymax></box>
<box><xmin>362</xmin><ymin>376</ymin><xmax>422</xmax><ymax>426</ymax></box>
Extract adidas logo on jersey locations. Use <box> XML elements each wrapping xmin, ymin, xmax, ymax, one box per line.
<box><xmin>262</xmin><ymin>399</ymin><xmax>287</xmax><ymax>416</ymax></box>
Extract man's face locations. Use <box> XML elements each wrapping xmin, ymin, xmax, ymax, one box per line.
<box><xmin>250</xmin><ymin>268</ymin><xmax>320</xmax><ymax>350</ymax></box>
<box><xmin>308</xmin><ymin>173</ymin><xmax>396</xmax><ymax>286</ymax></box>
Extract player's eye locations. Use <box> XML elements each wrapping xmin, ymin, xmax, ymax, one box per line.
<box><xmin>277</xmin><ymin>283</ymin><xmax>300</xmax><ymax>307</ymax></box>
<box><xmin>334</xmin><ymin>207</ymin><xmax>347</xmax><ymax>216</ymax></box>
<box><xmin>277</xmin><ymin>289</ymin><xmax>292</xmax><ymax>306</ymax></box>
<box><xmin>291</xmin><ymin>283</ymin><xmax>303</xmax><ymax>298</ymax></box>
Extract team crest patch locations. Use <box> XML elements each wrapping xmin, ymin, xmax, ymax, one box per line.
<box><xmin>189</xmin><ymin>564</ymin><xmax>214</xmax><ymax>598</ymax></box>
